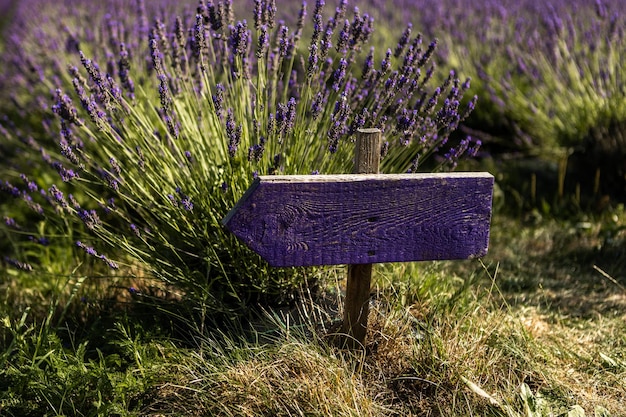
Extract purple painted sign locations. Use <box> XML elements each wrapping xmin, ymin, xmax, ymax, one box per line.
<box><xmin>223</xmin><ymin>173</ymin><xmax>494</xmax><ymax>267</ymax></box>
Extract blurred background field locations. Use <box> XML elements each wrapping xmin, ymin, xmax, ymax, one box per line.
<box><xmin>1</xmin><ymin>0</ymin><xmax>625</xmax><ymax>415</ymax></box>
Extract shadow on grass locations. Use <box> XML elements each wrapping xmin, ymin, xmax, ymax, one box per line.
<box><xmin>483</xmin><ymin>215</ymin><xmax>626</xmax><ymax>319</ymax></box>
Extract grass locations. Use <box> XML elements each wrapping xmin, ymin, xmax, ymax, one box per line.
<box><xmin>2</xmin><ymin>202</ymin><xmax>625</xmax><ymax>416</ymax></box>
<box><xmin>1</xmin><ymin>0</ymin><xmax>625</xmax><ymax>415</ymax></box>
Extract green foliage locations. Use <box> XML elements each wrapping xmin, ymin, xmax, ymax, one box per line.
<box><xmin>516</xmin><ymin>383</ymin><xmax>612</xmax><ymax>417</ymax></box>
<box><xmin>0</xmin><ymin>304</ymin><xmax>189</xmax><ymax>416</ymax></box>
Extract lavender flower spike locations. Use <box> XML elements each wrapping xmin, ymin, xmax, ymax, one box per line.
<box><xmin>4</xmin><ymin>217</ymin><xmax>21</xmax><ymax>229</ymax></box>
<box><xmin>226</xmin><ymin>109</ymin><xmax>242</xmax><ymax>157</ymax></box>
<box><xmin>5</xmin><ymin>257</ymin><xmax>33</xmax><ymax>272</ymax></box>
<box><xmin>230</xmin><ymin>20</ymin><xmax>250</xmax><ymax>57</ymax></box>
<box><xmin>395</xmin><ymin>23</ymin><xmax>412</xmax><ymax>58</ymax></box>
<box><xmin>76</xmin><ymin>241</ymin><xmax>119</xmax><ymax>269</ymax></box>
<box><xmin>331</xmin><ymin>58</ymin><xmax>347</xmax><ymax>92</ymax></box>
<box><xmin>52</xmin><ymin>89</ymin><xmax>83</xmax><ymax>126</ymax></box>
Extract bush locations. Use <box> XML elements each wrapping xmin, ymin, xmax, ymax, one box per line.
<box><xmin>1</xmin><ymin>0</ymin><xmax>478</xmax><ymax>317</ymax></box>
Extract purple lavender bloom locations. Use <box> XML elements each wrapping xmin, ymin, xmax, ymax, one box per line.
<box><xmin>212</xmin><ymin>83</ymin><xmax>225</xmax><ymax>116</ymax></box>
<box><xmin>61</xmin><ymin>119</ymin><xmax>83</xmax><ymax>148</ymax></box>
<box><xmin>293</xmin><ymin>1</ymin><xmax>307</xmax><ymax>44</ymax></box>
<box><xmin>328</xmin><ymin>93</ymin><xmax>351</xmax><ymax>153</ymax></box>
<box><xmin>288</xmin><ymin>70</ymin><xmax>298</xmax><ymax>91</ymax></box>
<box><xmin>337</xmin><ymin>19</ymin><xmax>350</xmax><ymax>54</ymax></box>
<box><xmin>103</xmin><ymin>257</ymin><xmax>119</xmax><ymax>269</ymax></box>
<box><xmin>248</xmin><ymin>143</ymin><xmax>265</xmax><ymax>162</ymax></box>
<box><xmin>106</xmin><ymin>74</ymin><xmax>123</xmax><ymax>104</ymax></box>
<box><xmin>331</xmin><ymin>58</ymin><xmax>347</xmax><ymax>92</ymax></box>
<box><xmin>384</xmin><ymin>71</ymin><xmax>398</xmax><ymax>91</ymax></box>
<box><xmin>395</xmin><ymin>23</ymin><xmax>413</xmax><ymax>58</ymax></box>
<box><xmin>407</xmin><ymin>156</ymin><xmax>420</xmax><ymax>173</ymax></box>
<box><xmin>320</xmin><ymin>23</ymin><xmax>334</xmax><ymax>60</ymax></box>
<box><xmin>52</xmin><ymin>89</ymin><xmax>82</xmax><ymax>126</ymax></box>
<box><xmin>311</xmin><ymin>0</ymin><xmax>325</xmax><ymax>45</ymax></box>
<box><xmin>307</xmin><ymin>43</ymin><xmax>319</xmax><ymax>78</ymax></box>
<box><xmin>362</xmin><ymin>47</ymin><xmax>374</xmax><ymax>79</ymax></box>
<box><xmin>181</xmin><ymin>197</ymin><xmax>193</xmax><ymax>211</ymax></box>
<box><xmin>99</xmin><ymin>169</ymin><xmax>119</xmax><ymax>191</ymax></box>
<box><xmin>257</xmin><ymin>25</ymin><xmax>269</xmax><ymax>58</ymax></box>
<box><xmin>158</xmin><ymin>74</ymin><xmax>172</xmax><ymax>114</ymax></box>
<box><xmin>76</xmin><ymin>240</ymin><xmax>118</xmax><ymax>269</ymax></box>
<box><xmin>226</xmin><ymin>109</ymin><xmax>242</xmax><ymax>157</ymax></box>
<box><xmin>20</xmin><ymin>174</ymin><xmax>38</xmax><ymax>193</ymax></box>
<box><xmin>355</xmin><ymin>14</ymin><xmax>373</xmax><ymax>47</ymax></box>
<box><xmin>229</xmin><ymin>20</ymin><xmax>250</xmax><ymax>58</ymax></box>
<box><xmin>29</xmin><ymin>236</ymin><xmax>50</xmax><ymax>246</ymax></box>
<box><xmin>332</xmin><ymin>0</ymin><xmax>348</xmax><ymax>26</ymax></box>
<box><xmin>76</xmin><ymin>240</ymin><xmax>97</xmax><ymax>257</ymax></box>
<box><xmin>278</xmin><ymin>25</ymin><xmax>289</xmax><ymax>57</ymax></box>
<box><xmin>311</xmin><ymin>91</ymin><xmax>326</xmax><ymax>119</ymax></box>
<box><xmin>285</xmin><ymin>97</ymin><xmax>297</xmax><ymax>135</ymax></box>
<box><xmin>418</xmin><ymin>41</ymin><xmax>437</xmax><ymax>68</ymax></box>
<box><xmin>79</xmin><ymin>51</ymin><xmax>110</xmax><ymax>110</ymax></box>
<box><xmin>157</xmin><ymin>74</ymin><xmax>178</xmax><ymax>138</ymax></box>
<box><xmin>265</xmin><ymin>0</ymin><xmax>276</xmax><ymax>28</ymax></box>
<box><xmin>275</xmin><ymin>102</ymin><xmax>288</xmax><ymax>138</ymax></box>
<box><xmin>193</xmin><ymin>14</ymin><xmax>206</xmax><ymax>62</ymax></box>
<box><xmin>60</xmin><ymin>133</ymin><xmax>81</xmax><ymax>167</ymax></box>
<box><xmin>149</xmin><ymin>38</ymin><xmax>164</xmax><ymax>75</ymax></box>
<box><xmin>72</xmin><ymin>78</ymin><xmax>106</xmax><ymax>129</ymax></box>
<box><xmin>68</xmin><ymin>194</ymin><xmax>81</xmax><ymax>209</ymax></box>
<box><xmin>52</xmin><ymin>161</ymin><xmax>79</xmax><ymax>182</ymax></box>
<box><xmin>381</xmin><ymin>48</ymin><xmax>392</xmax><ymax>74</ymax></box>
<box><xmin>118</xmin><ymin>43</ymin><xmax>135</xmax><ymax>99</ymax></box>
<box><xmin>49</xmin><ymin>184</ymin><xmax>68</xmax><ymax>208</ymax></box>
<box><xmin>109</xmin><ymin>157</ymin><xmax>121</xmax><ymax>177</ymax></box>
<box><xmin>77</xmin><ymin>209</ymin><xmax>101</xmax><ymax>230</ymax></box>
<box><xmin>40</xmin><ymin>148</ymin><xmax>52</xmax><ymax>164</ymax></box>
<box><xmin>23</xmin><ymin>195</ymin><xmax>44</xmax><ymax>216</ymax></box>
<box><xmin>423</xmin><ymin>87</ymin><xmax>442</xmax><ymax>113</ymax></box>
<box><xmin>2</xmin><ymin>180</ymin><xmax>21</xmax><ymax>197</ymax></box>
<box><xmin>4</xmin><ymin>257</ymin><xmax>33</xmax><ymax>272</ymax></box>
<box><xmin>4</xmin><ymin>217</ymin><xmax>21</xmax><ymax>229</ymax></box>
<box><xmin>254</xmin><ymin>0</ymin><xmax>263</xmax><ymax>29</ymax></box>
<box><xmin>261</xmin><ymin>111</ymin><xmax>273</xmax><ymax>136</ymax></box>
<box><xmin>349</xmin><ymin>108</ymin><xmax>369</xmax><ymax>135</ymax></box>
<box><xmin>207</xmin><ymin>0</ymin><xmax>223</xmax><ymax>31</ymax></box>
<box><xmin>467</xmin><ymin>138</ymin><xmax>482</xmax><ymax>157</ymax></box>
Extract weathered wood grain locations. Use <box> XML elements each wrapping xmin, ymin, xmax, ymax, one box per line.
<box><xmin>222</xmin><ymin>172</ymin><xmax>494</xmax><ymax>267</ymax></box>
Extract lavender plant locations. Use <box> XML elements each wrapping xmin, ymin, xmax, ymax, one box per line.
<box><xmin>357</xmin><ymin>0</ymin><xmax>626</xmax><ymax>194</ymax></box>
<box><xmin>1</xmin><ymin>0</ymin><xmax>477</xmax><ymax>315</ymax></box>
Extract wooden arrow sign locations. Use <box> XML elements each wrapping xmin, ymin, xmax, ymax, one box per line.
<box><xmin>222</xmin><ymin>172</ymin><xmax>494</xmax><ymax>267</ymax></box>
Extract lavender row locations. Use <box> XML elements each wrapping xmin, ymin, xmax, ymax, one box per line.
<box><xmin>361</xmin><ymin>0</ymin><xmax>626</xmax><ymax>154</ymax></box>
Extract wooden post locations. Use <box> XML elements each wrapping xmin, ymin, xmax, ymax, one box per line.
<box><xmin>339</xmin><ymin>128</ymin><xmax>381</xmax><ymax>348</ymax></box>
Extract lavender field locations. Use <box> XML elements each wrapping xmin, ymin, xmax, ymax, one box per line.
<box><xmin>1</xmin><ymin>0</ymin><xmax>625</xmax><ymax>415</ymax></box>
